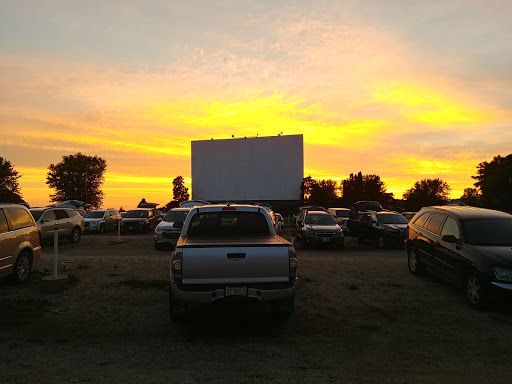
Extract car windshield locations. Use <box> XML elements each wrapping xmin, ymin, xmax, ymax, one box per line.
<box><xmin>29</xmin><ymin>209</ymin><xmax>44</xmax><ymax>221</ymax></box>
<box><xmin>377</xmin><ymin>213</ymin><xmax>409</xmax><ymax>224</ymax></box>
<box><xmin>125</xmin><ymin>210</ymin><xmax>148</xmax><ymax>218</ymax></box>
<box><xmin>85</xmin><ymin>211</ymin><xmax>105</xmax><ymax>218</ymax></box>
<box><xmin>305</xmin><ymin>214</ymin><xmax>336</xmax><ymax>225</ymax></box>
<box><xmin>462</xmin><ymin>218</ymin><xmax>512</xmax><ymax>246</ymax></box>
<box><xmin>164</xmin><ymin>210</ymin><xmax>188</xmax><ymax>222</ymax></box>
<box><xmin>336</xmin><ymin>211</ymin><xmax>349</xmax><ymax>218</ymax></box>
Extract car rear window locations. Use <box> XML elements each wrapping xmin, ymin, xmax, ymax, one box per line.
<box><xmin>5</xmin><ymin>206</ymin><xmax>34</xmax><ymax>230</ymax></box>
<box><xmin>187</xmin><ymin>211</ymin><xmax>270</xmax><ymax>237</ymax></box>
<box><xmin>164</xmin><ymin>210</ymin><xmax>189</xmax><ymax>222</ymax></box>
<box><xmin>461</xmin><ymin>218</ymin><xmax>512</xmax><ymax>246</ymax></box>
<box><xmin>0</xmin><ymin>209</ymin><xmax>8</xmax><ymax>234</ymax></box>
<box><xmin>54</xmin><ymin>210</ymin><xmax>69</xmax><ymax>220</ymax></box>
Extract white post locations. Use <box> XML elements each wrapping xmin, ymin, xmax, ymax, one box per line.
<box><xmin>117</xmin><ymin>219</ymin><xmax>121</xmax><ymax>239</ymax></box>
<box><xmin>53</xmin><ymin>227</ymin><xmax>58</xmax><ymax>278</ymax></box>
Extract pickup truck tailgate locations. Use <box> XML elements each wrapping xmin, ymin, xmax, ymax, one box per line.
<box><xmin>180</xmin><ymin>236</ymin><xmax>290</xmax><ymax>284</ymax></box>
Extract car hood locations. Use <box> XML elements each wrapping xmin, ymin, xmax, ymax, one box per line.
<box><xmin>468</xmin><ymin>245</ymin><xmax>512</xmax><ymax>267</ymax></box>
<box><xmin>156</xmin><ymin>221</ymin><xmax>180</xmax><ymax>231</ymax></box>
<box><xmin>306</xmin><ymin>224</ymin><xmax>340</xmax><ymax>231</ymax></box>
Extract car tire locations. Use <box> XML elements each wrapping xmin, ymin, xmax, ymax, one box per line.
<box><xmin>465</xmin><ymin>270</ymin><xmax>489</xmax><ymax>309</ymax></box>
<box><xmin>99</xmin><ymin>224</ymin><xmax>105</xmax><ymax>234</ymax></box>
<box><xmin>408</xmin><ymin>248</ymin><xmax>425</xmax><ymax>276</ymax></box>
<box><xmin>376</xmin><ymin>234</ymin><xmax>386</xmax><ymax>249</ymax></box>
<box><xmin>70</xmin><ymin>227</ymin><xmax>81</xmax><ymax>243</ymax></box>
<box><xmin>169</xmin><ymin>287</ymin><xmax>187</xmax><ymax>321</ymax></box>
<box><xmin>303</xmin><ymin>239</ymin><xmax>309</xmax><ymax>249</ymax></box>
<box><xmin>12</xmin><ymin>250</ymin><xmax>32</xmax><ymax>283</ymax></box>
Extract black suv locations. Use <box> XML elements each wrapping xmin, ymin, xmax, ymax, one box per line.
<box><xmin>405</xmin><ymin>205</ymin><xmax>512</xmax><ymax>307</ymax></box>
<box><xmin>347</xmin><ymin>210</ymin><xmax>408</xmax><ymax>248</ymax></box>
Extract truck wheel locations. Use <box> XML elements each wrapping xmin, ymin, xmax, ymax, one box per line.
<box><xmin>169</xmin><ymin>288</ymin><xmax>187</xmax><ymax>321</ymax></box>
<box><xmin>70</xmin><ymin>227</ymin><xmax>81</xmax><ymax>243</ymax></box>
<box><xmin>99</xmin><ymin>224</ymin><xmax>106</xmax><ymax>234</ymax></box>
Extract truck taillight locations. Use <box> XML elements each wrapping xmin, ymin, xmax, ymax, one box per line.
<box><xmin>171</xmin><ymin>250</ymin><xmax>183</xmax><ymax>282</ymax></box>
<box><xmin>289</xmin><ymin>248</ymin><xmax>297</xmax><ymax>281</ymax></box>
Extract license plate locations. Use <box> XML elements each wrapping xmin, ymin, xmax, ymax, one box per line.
<box><xmin>322</xmin><ymin>237</ymin><xmax>330</xmax><ymax>243</ymax></box>
<box><xmin>225</xmin><ymin>287</ymin><xmax>247</xmax><ymax>296</ymax></box>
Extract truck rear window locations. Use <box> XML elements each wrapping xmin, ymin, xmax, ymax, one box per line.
<box><xmin>187</xmin><ymin>211</ymin><xmax>270</xmax><ymax>237</ymax></box>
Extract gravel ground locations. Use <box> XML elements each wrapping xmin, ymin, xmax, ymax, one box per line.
<box><xmin>1</xmin><ymin>232</ymin><xmax>512</xmax><ymax>384</ymax></box>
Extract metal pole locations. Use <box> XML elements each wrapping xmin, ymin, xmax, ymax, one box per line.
<box><xmin>117</xmin><ymin>219</ymin><xmax>121</xmax><ymax>239</ymax></box>
<box><xmin>53</xmin><ymin>227</ymin><xmax>58</xmax><ymax>278</ymax></box>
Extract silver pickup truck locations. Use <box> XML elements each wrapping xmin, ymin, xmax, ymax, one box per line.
<box><xmin>169</xmin><ymin>204</ymin><xmax>298</xmax><ymax>320</ymax></box>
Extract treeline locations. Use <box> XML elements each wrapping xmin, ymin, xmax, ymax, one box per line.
<box><xmin>2</xmin><ymin>153</ymin><xmax>511</xmax><ymax>213</ymax></box>
<box><xmin>301</xmin><ymin>154</ymin><xmax>512</xmax><ymax>212</ymax></box>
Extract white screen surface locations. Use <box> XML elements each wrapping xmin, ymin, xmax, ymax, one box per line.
<box><xmin>192</xmin><ymin>135</ymin><xmax>303</xmax><ymax>201</ymax></box>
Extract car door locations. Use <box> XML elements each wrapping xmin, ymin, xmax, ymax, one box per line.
<box><xmin>0</xmin><ymin>209</ymin><xmax>13</xmax><ymax>277</ymax></box>
<box><xmin>421</xmin><ymin>213</ymin><xmax>448</xmax><ymax>275</ymax></box>
<box><xmin>54</xmin><ymin>209</ymin><xmax>72</xmax><ymax>236</ymax></box>
<box><xmin>436</xmin><ymin>216</ymin><xmax>464</xmax><ymax>284</ymax></box>
<box><xmin>39</xmin><ymin>210</ymin><xmax>58</xmax><ymax>239</ymax></box>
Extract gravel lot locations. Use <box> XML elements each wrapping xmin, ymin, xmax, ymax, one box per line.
<box><xmin>1</xmin><ymin>232</ymin><xmax>512</xmax><ymax>384</ymax></box>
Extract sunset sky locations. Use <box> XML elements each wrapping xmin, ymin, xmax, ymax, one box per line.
<box><xmin>1</xmin><ymin>0</ymin><xmax>511</xmax><ymax>209</ymax></box>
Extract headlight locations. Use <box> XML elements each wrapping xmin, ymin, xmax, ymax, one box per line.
<box><xmin>494</xmin><ymin>267</ymin><xmax>512</xmax><ymax>282</ymax></box>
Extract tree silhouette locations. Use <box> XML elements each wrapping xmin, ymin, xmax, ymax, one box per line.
<box><xmin>309</xmin><ymin>179</ymin><xmax>338</xmax><ymax>207</ymax></box>
<box><xmin>461</xmin><ymin>187</ymin><xmax>482</xmax><ymax>207</ymax></box>
<box><xmin>0</xmin><ymin>157</ymin><xmax>23</xmax><ymax>203</ymax></box>
<box><xmin>300</xmin><ymin>176</ymin><xmax>316</xmax><ymax>205</ymax></box>
<box><xmin>402</xmin><ymin>178</ymin><xmax>451</xmax><ymax>211</ymax></box>
<box><xmin>46</xmin><ymin>153</ymin><xmax>106</xmax><ymax>209</ymax></box>
<box><xmin>472</xmin><ymin>154</ymin><xmax>512</xmax><ymax>211</ymax></box>
<box><xmin>172</xmin><ymin>176</ymin><xmax>189</xmax><ymax>202</ymax></box>
<box><xmin>341</xmin><ymin>172</ymin><xmax>393</xmax><ymax>206</ymax></box>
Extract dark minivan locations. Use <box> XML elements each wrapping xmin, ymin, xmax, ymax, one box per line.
<box><xmin>405</xmin><ymin>205</ymin><xmax>512</xmax><ymax>308</ymax></box>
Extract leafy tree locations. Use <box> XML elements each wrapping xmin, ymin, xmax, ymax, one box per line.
<box><xmin>472</xmin><ymin>154</ymin><xmax>512</xmax><ymax>211</ymax></box>
<box><xmin>172</xmin><ymin>176</ymin><xmax>189</xmax><ymax>202</ymax></box>
<box><xmin>46</xmin><ymin>153</ymin><xmax>107</xmax><ymax>209</ymax></box>
<box><xmin>402</xmin><ymin>178</ymin><xmax>451</xmax><ymax>211</ymax></box>
<box><xmin>341</xmin><ymin>172</ymin><xmax>393</xmax><ymax>206</ymax></box>
<box><xmin>309</xmin><ymin>179</ymin><xmax>339</xmax><ymax>207</ymax></box>
<box><xmin>460</xmin><ymin>187</ymin><xmax>482</xmax><ymax>207</ymax></box>
<box><xmin>300</xmin><ymin>176</ymin><xmax>316</xmax><ymax>205</ymax></box>
<box><xmin>0</xmin><ymin>157</ymin><xmax>23</xmax><ymax>203</ymax></box>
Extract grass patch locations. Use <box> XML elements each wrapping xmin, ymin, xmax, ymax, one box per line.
<box><xmin>0</xmin><ymin>297</ymin><xmax>50</xmax><ymax>325</ymax></box>
<box><xmin>119</xmin><ymin>277</ymin><xmax>168</xmax><ymax>290</ymax></box>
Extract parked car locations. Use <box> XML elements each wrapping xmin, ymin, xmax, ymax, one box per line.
<box><xmin>296</xmin><ymin>209</ymin><xmax>344</xmax><ymax>249</ymax></box>
<box><xmin>349</xmin><ymin>201</ymin><xmax>383</xmax><ymax>219</ymax></box>
<box><xmin>347</xmin><ymin>210</ymin><xmax>408</xmax><ymax>248</ymax></box>
<box><xmin>327</xmin><ymin>207</ymin><xmax>350</xmax><ymax>232</ymax></box>
<box><xmin>84</xmin><ymin>208</ymin><xmax>122</xmax><ymax>233</ymax></box>
<box><xmin>405</xmin><ymin>205</ymin><xmax>512</xmax><ymax>308</ymax></box>
<box><xmin>0</xmin><ymin>204</ymin><xmax>42</xmax><ymax>282</ymax></box>
<box><xmin>29</xmin><ymin>207</ymin><xmax>84</xmax><ymax>243</ymax></box>
<box><xmin>275</xmin><ymin>212</ymin><xmax>285</xmax><ymax>231</ymax></box>
<box><xmin>154</xmin><ymin>207</ymin><xmax>191</xmax><ymax>249</ymax></box>
<box><xmin>120</xmin><ymin>208</ymin><xmax>161</xmax><ymax>233</ymax></box>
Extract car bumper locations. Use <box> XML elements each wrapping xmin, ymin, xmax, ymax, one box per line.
<box><xmin>303</xmin><ymin>233</ymin><xmax>344</xmax><ymax>245</ymax></box>
<box><xmin>491</xmin><ymin>282</ymin><xmax>512</xmax><ymax>291</ymax></box>
<box><xmin>170</xmin><ymin>280</ymin><xmax>298</xmax><ymax>304</ymax></box>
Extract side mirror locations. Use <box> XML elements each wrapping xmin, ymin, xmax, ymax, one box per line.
<box><xmin>173</xmin><ymin>220</ymin><xmax>184</xmax><ymax>229</ymax></box>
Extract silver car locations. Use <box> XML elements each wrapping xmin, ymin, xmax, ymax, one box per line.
<box><xmin>29</xmin><ymin>207</ymin><xmax>84</xmax><ymax>243</ymax></box>
<box><xmin>0</xmin><ymin>204</ymin><xmax>42</xmax><ymax>282</ymax></box>
<box><xmin>154</xmin><ymin>208</ymin><xmax>190</xmax><ymax>249</ymax></box>
<box><xmin>84</xmin><ymin>209</ymin><xmax>121</xmax><ymax>233</ymax></box>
